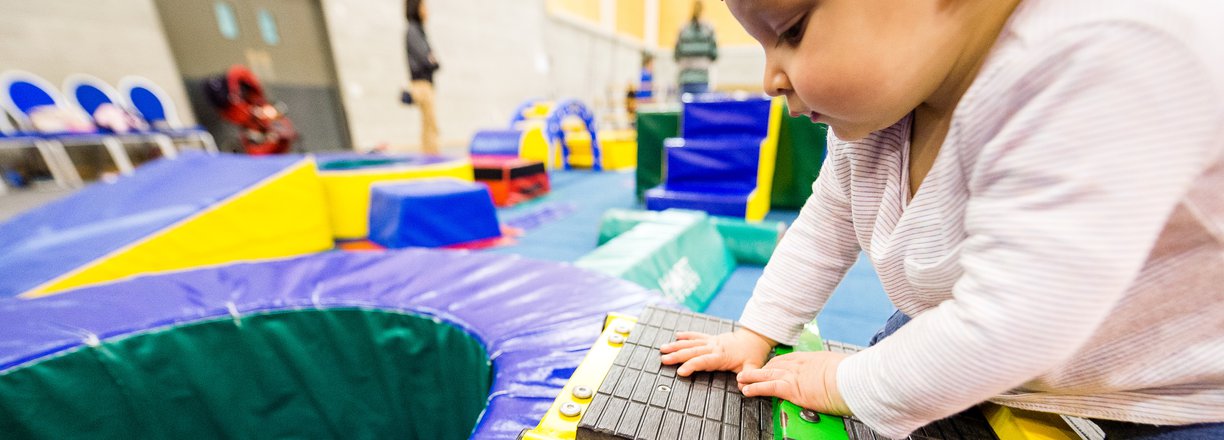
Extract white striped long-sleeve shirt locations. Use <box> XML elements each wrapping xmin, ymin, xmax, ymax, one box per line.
<box><xmin>739</xmin><ymin>0</ymin><xmax>1224</xmax><ymax>437</ymax></box>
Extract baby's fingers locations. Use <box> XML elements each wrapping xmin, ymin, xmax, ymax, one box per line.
<box><xmin>675</xmin><ymin>352</ymin><xmax>732</xmax><ymax>377</ymax></box>
<box><xmin>659</xmin><ymin>338</ymin><xmax>706</xmax><ymax>354</ymax></box>
<box><xmin>736</xmin><ymin>368</ymin><xmax>787</xmax><ymax>385</ymax></box>
<box><xmin>673</xmin><ymin>331</ymin><xmax>712</xmax><ymax>341</ymax></box>
<box><xmin>741</xmin><ymin>378</ymin><xmax>797</xmax><ymax>402</ymax></box>
<box><xmin>660</xmin><ymin>345</ymin><xmax>714</xmax><ymax>366</ymax></box>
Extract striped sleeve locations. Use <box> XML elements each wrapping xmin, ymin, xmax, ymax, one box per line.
<box><xmin>739</xmin><ymin>138</ymin><xmax>862</xmax><ymax>345</ymax></box>
<box><xmin>838</xmin><ymin>24</ymin><xmax>1222</xmax><ymax>438</ymax></box>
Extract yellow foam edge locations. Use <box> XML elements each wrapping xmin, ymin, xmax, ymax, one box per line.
<box><xmin>746</xmin><ymin>97</ymin><xmax>784</xmax><ymax>222</ymax></box>
<box><xmin>22</xmin><ymin>159</ymin><xmax>335</xmax><ymax>298</ymax></box>
<box><xmin>521</xmin><ymin>313</ymin><xmax>639</xmax><ymax>440</ymax></box>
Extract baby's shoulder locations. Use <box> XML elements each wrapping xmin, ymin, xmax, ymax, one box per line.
<box><xmin>1011</xmin><ymin>0</ymin><xmax>1223</xmax><ymax>61</ymax></box>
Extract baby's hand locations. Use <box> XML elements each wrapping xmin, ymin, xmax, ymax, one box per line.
<box><xmin>737</xmin><ymin>351</ymin><xmax>852</xmax><ymax>416</ymax></box>
<box><xmin>659</xmin><ymin>328</ymin><xmax>775</xmax><ymax>377</ymax></box>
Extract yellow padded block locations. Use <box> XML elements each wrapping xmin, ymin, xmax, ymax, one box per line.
<box><xmin>319</xmin><ymin>158</ymin><xmax>474</xmax><ymax>239</ymax></box>
<box><xmin>566</xmin><ymin>136</ymin><xmax>594</xmax><ymax>168</ymax></box>
<box><xmin>519</xmin><ymin>125</ymin><xmax>557</xmax><ymax>168</ymax></box>
<box><xmin>598</xmin><ymin>129</ymin><xmax>638</xmax><ymax>171</ymax></box>
<box><xmin>984</xmin><ymin>404</ymin><xmax>1082</xmax><ymax>440</ymax></box>
<box><xmin>23</xmin><ymin>160</ymin><xmax>334</xmax><ymax>298</ymax></box>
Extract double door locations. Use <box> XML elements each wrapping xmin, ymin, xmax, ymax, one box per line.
<box><xmin>154</xmin><ymin>0</ymin><xmax>351</xmax><ymax>152</ymax></box>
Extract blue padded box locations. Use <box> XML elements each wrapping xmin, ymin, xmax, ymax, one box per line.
<box><xmin>681</xmin><ymin>97</ymin><xmax>772</xmax><ymax>139</ymax></box>
<box><xmin>643</xmin><ymin>186</ymin><xmax>751</xmax><ymax>218</ymax></box>
<box><xmin>469</xmin><ymin>129</ymin><xmax>522</xmax><ymax>156</ymax></box>
<box><xmin>369</xmin><ymin>179</ymin><xmax>501</xmax><ymax>248</ymax></box>
<box><xmin>661</xmin><ymin>137</ymin><xmax>760</xmax><ymax>192</ymax></box>
<box><xmin>645</xmin><ymin>136</ymin><xmax>762</xmax><ymax>216</ymax></box>
<box><xmin>646</xmin><ymin>96</ymin><xmax>776</xmax><ymax>219</ymax></box>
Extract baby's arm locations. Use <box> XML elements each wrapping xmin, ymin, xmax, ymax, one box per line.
<box><xmin>738</xmin><ymin>140</ymin><xmax>864</xmax><ymax>345</ymax></box>
<box><xmin>838</xmin><ymin>25</ymin><xmax>1221</xmax><ymax>438</ymax></box>
<box><xmin>661</xmin><ymin>141</ymin><xmax>864</xmax><ymax>374</ymax></box>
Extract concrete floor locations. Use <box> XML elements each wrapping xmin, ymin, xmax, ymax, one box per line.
<box><xmin>0</xmin><ymin>186</ymin><xmax>73</xmax><ymax>222</ymax></box>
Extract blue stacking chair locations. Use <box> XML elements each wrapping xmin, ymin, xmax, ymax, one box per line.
<box><xmin>118</xmin><ymin>75</ymin><xmax>217</xmax><ymax>153</ymax></box>
<box><xmin>63</xmin><ymin>73</ymin><xmax>179</xmax><ymax>161</ymax></box>
<box><xmin>0</xmin><ymin>108</ymin><xmax>81</xmax><ymax>190</ymax></box>
<box><xmin>0</xmin><ymin>70</ymin><xmax>137</xmax><ymax>178</ymax></box>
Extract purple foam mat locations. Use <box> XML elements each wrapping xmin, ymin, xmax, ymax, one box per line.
<box><xmin>0</xmin><ymin>249</ymin><xmax>670</xmax><ymax>439</ymax></box>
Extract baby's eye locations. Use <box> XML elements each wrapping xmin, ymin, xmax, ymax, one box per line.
<box><xmin>779</xmin><ymin>13</ymin><xmax>809</xmax><ymax>46</ymax></box>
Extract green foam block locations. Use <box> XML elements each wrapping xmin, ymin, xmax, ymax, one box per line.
<box><xmin>598</xmin><ymin>208</ymin><xmax>786</xmax><ymax>266</ymax></box>
<box><xmin>578</xmin><ymin>210</ymin><xmax>734</xmax><ymax>311</ymax></box>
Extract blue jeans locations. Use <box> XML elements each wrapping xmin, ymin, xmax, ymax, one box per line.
<box><xmin>867</xmin><ymin>310</ymin><xmax>1224</xmax><ymax>439</ymax></box>
<box><xmin>867</xmin><ymin>309</ymin><xmax>910</xmax><ymax>347</ymax></box>
<box><xmin>679</xmin><ymin>82</ymin><xmax>709</xmax><ymax>96</ymax></box>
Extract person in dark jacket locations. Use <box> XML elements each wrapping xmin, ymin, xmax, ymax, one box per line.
<box><xmin>404</xmin><ymin>0</ymin><xmax>440</xmax><ymax>154</ymax></box>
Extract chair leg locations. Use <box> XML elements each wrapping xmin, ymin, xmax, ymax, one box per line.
<box><xmin>197</xmin><ymin>132</ymin><xmax>219</xmax><ymax>154</ymax></box>
<box><xmin>152</xmin><ymin>134</ymin><xmax>178</xmax><ymax>159</ymax></box>
<box><xmin>102</xmin><ymin>136</ymin><xmax>135</xmax><ymax>175</ymax></box>
<box><xmin>36</xmin><ymin>140</ymin><xmax>83</xmax><ymax>189</ymax></box>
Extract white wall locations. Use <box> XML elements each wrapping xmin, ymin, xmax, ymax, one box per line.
<box><xmin>321</xmin><ymin>0</ymin><xmax>647</xmax><ymax>154</ymax></box>
<box><xmin>0</xmin><ymin>0</ymin><xmax>768</xmax><ymax>154</ymax></box>
<box><xmin>0</xmin><ymin>0</ymin><xmax>192</xmax><ymax>125</ymax></box>
<box><xmin>651</xmin><ymin>45</ymin><xmax>767</xmax><ymax>100</ymax></box>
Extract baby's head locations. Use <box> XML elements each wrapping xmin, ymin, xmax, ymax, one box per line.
<box><xmin>725</xmin><ymin>0</ymin><xmax>1012</xmax><ymax>140</ymax></box>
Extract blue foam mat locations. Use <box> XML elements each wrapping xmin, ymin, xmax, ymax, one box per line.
<box><xmin>0</xmin><ymin>152</ymin><xmax>306</xmax><ymax>298</ymax></box>
<box><xmin>0</xmin><ymin>250</ymin><xmax>666</xmax><ymax>438</ymax></box>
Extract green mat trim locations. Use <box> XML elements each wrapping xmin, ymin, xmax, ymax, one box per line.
<box><xmin>0</xmin><ymin>308</ymin><xmax>491</xmax><ymax>440</ymax></box>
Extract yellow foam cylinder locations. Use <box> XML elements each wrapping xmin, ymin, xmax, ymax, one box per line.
<box><xmin>319</xmin><ymin>158</ymin><xmax>475</xmax><ymax>240</ymax></box>
<box><xmin>23</xmin><ymin>160</ymin><xmax>334</xmax><ymax>298</ymax></box>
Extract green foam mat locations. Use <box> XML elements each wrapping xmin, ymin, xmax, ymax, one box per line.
<box><xmin>771</xmin><ymin>107</ymin><xmax>829</xmax><ymax>209</ymax></box>
<box><xmin>0</xmin><ymin>308</ymin><xmax>491</xmax><ymax>439</ymax></box>
<box><xmin>635</xmin><ymin>109</ymin><xmax>681</xmax><ymax>201</ymax></box>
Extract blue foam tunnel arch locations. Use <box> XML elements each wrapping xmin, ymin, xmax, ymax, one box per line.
<box><xmin>0</xmin><ymin>249</ymin><xmax>665</xmax><ymax>438</ymax></box>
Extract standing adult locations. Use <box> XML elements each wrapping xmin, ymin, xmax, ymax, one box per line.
<box><xmin>673</xmin><ymin>0</ymin><xmax>718</xmax><ymax>96</ymax></box>
<box><xmin>404</xmin><ymin>0</ymin><xmax>440</xmax><ymax>155</ymax></box>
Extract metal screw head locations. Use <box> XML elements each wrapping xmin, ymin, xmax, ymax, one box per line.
<box><xmin>559</xmin><ymin>401</ymin><xmax>582</xmax><ymax>417</ymax></box>
<box><xmin>608</xmin><ymin>333</ymin><xmax>626</xmax><ymax>345</ymax></box>
<box><xmin>799</xmin><ymin>409</ymin><xmax>821</xmax><ymax>423</ymax></box>
<box><xmin>571</xmin><ymin>385</ymin><xmax>593</xmax><ymax>400</ymax></box>
<box><xmin>613</xmin><ymin>322</ymin><xmax>632</xmax><ymax>334</ymax></box>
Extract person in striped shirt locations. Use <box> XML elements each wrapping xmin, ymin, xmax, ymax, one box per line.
<box><xmin>660</xmin><ymin>0</ymin><xmax>1224</xmax><ymax>438</ymax></box>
